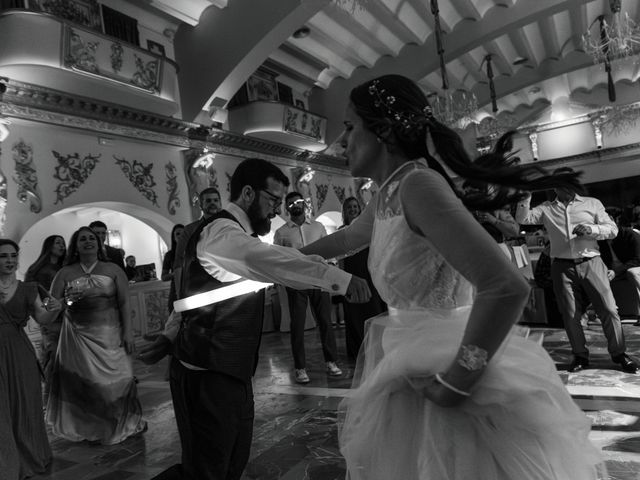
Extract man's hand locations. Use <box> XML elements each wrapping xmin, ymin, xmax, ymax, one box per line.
<box><xmin>137</xmin><ymin>334</ymin><xmax>172</xmax><ymax>365</ymax></box>
<box><xmin>345</xmin><ymin>276</ymin><xmax>371</xmax><ymax>303</ymax></box>
<box><xmin>572</xmin><ymin>224</ymin><xmax>593</xmax><ymax>237</ymax></box>
<box><xmin>607</xmin><ymin>269</ymin><xmax>616</xmax><ymax>281</ymax></box>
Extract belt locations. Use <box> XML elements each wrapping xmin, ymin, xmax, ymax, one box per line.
<box><xmin>553</xmin><ymin>257</ymin><xmax>595</xmax><ymax>265</ymax></box>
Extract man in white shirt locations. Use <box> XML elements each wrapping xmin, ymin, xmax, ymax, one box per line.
<box><xmin>273</xmin><ymin>191</ymin><xmax>342</xmax><ymax>384</ymax></box>
<box><xmin>516</xmin><ymin>167</ymin><xmax>637</xmax><ymax>374</ymax></box>
<box><xmin>142</xmin><ymin>159</ymin><xmax>370</xmax><ymax>480</ymax></box>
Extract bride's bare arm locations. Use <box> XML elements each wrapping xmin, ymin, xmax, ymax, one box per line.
<box><xmin>402</xmin><ymin>169</ymin><xmax>530</xmax><ymax>395</ymax></box>
<box><xmin>300</xmin><ymin>198</ymin><xmax>375</xmax><ymax>259</ymax></box>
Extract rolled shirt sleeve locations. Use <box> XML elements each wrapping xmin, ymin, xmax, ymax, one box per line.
<box><xmin>197</xmin><ymin>219</ymin><xmax>352</xmax><ymax>295</ymax></box>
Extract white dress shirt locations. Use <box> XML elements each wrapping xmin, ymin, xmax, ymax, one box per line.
<box><xmin>273</xmin><ymin>217</ymin><xmax>327</xmax><ymax>249</ymax></box>
<box><xmin>196</xmin><ymin>203</ymin><xmax>351</xmax><ymax>293</ymax></box>
<box><xmin>515</xmin><ymin>194</ymin><xmax>617</xmax><ymax>259</ymax></box>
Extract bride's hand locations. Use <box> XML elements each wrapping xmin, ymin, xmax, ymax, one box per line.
<box><xmin>408</xmin><ymin>375</ymin><xmax>469</xmax><ymax>408</ymax></box>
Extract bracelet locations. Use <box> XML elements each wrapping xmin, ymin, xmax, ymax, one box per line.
<box><xmin>434</xmin><ymin>373</ymin><xmax>471</xmax><ymax>397</ymax></box>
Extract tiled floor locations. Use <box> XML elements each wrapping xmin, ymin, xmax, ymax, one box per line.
<box><xmin>32</xmin><ymin>321</ymin><xmax>640</xmax><ymax>480</ymax></box>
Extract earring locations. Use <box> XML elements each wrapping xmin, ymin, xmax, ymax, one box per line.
<box><xmin>376</xmin><ymin>137</ymin><xmax>383</xmax><ymax>143</ymax></box>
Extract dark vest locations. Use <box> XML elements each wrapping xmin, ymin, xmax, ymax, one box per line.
<box><xmin>173</xmin><ymin>210</ymin><xmax>265</xmax><ymax>380</ymax></box>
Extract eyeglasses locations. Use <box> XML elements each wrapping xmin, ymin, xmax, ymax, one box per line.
<box><xmin>288</xmin><ymin>199</ymin><xmax>306</xmax><ymax>209</ymax></box>
<box><xmin>258</xmin><ymin>189</ymin><xmax>282</xmax><ymax>209</ymax></box>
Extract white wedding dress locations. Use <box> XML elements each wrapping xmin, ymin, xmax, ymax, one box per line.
<box><xmin>336</xmin><ymin>161</ymin><xmax>602</xmax><ymax>480</ymax></box>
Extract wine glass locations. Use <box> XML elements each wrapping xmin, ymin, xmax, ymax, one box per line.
<box><xmin>65</xmin><ymin>279</ymin><xmax>84</xmax><ymax>306</ymax></box>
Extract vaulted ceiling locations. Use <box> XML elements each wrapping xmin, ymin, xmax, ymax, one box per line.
<box><xmin>146</xmin><ymin>0</ymin><xmax>640</xmax><ymax>143</ymax></box>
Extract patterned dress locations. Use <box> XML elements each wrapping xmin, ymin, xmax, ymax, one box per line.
<box><xmin>338</xmin><ymin>161</ymin><xmax>602</xmax><ymax>479</ymax></box>
<box><xmin>0</xmin><ymin>282</ymin><xmax>51</xmax><ymax>479</ymax></box>
<box><xmin>46</xmin><ymin>273</ymin><xmax>145</xmax><ymax>445</ymax></box>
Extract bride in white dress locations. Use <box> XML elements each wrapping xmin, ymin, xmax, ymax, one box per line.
<box><xmin>301</xmin><ymin>75</ymin><xmax>602</xmax><ymax>479</ymax></box>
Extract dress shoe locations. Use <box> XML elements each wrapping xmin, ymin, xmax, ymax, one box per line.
<box><xmin>612</xmin><ymin>354</ymin><xmax>639</xmax><ymax>374</ymax></box>
<box><xmin>568</xmin><ymin>357</ymin><xmax>589</xmax><ymax>373</ymax></box>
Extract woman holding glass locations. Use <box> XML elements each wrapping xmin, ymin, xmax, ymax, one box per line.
<box><xmin>0</xmin><ymin>238</ymin><xmax>61</xmax><ymax>479</ymax></box>
<box><xmin>25</xmin><ymin>234</ymin><xmax>66</xmax><ymax>401</ymax></box>
<box><xmin>47</xmin><ymin>226</ymin><xmax>146</xmax><ymax>445</ymax></box>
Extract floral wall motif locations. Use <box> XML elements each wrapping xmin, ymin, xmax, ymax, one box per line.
<box><xmin>142</xmin><ymin>290</ymin><xmax>169</xmax><ymax>338</ymax></box>
<box><xmin>52</xmin><ymin>150</ymin><xmax>101</xmax><ymax>204</ymax></box>
<box><xmin>29</xmin><ymin>0</ymin><xmax>103</xmax><ymax>31</ymax></box>
<box><xmin>283</xmin><ymin>106</ymin><xmax>326</xmax><ymax>142</ymax></box>
<box><xmin>114</xmin><ymin>155</ymin><xmax>158</xmax><ymax>207</ymax></box>
<box><xmin>332</xmin><ymin>184</ymin><xmax>346</xmax><ymax>205</ymax></box>
<box><xmin>12</xmin><ymin>139</ymin><xmax>42</xmax><ymax>213</ymax></box>
<box><xmin>315</xmin><ymin>183</ymin><xmax>329</xmax><ymax>211</ymax></box>
<box><xmin>165</xmin><ymin>161</ymin><xmax>180</xmax><ymax>215</ymax></box>
<box><xmin>64</xmin><ymin>26</ymin><xmax>162</xmax><ymax>94</ymax></box>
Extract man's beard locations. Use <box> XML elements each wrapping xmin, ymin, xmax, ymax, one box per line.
<box><xmin>247</xmin><ymin>198</ymin><xmax>271</xmax><ymax>236</ymax></box>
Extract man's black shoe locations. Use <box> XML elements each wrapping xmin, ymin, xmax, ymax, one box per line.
<box><xmin>612</xmin><ymin>354</ymin><xmax>639</xmax><ymax>374</ymax></box>
<box><xmin>568</xmin><ymin>357</ymin><xmax>589</xmax><ymax>373</ymax></box>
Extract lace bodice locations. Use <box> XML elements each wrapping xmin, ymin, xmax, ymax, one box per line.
<box><xmin>368</xmin><ymin>162</ymin><xmax>474</xmax><ymax>310</ymax></box>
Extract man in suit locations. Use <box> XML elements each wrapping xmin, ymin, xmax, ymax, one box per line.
<box><xmin>140</xmin><ymin>158</ymin><xmax>371</xmax><ymax>480</ymax></box>
<box><xmin>89</xmin><ymin>220</ymin><xmax>125</xmax><ymax>270</ymax></box>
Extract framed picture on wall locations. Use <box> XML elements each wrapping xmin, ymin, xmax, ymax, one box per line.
<box><xmin>246</xmin><ymin>70</ymin><xmax>279</xmax><ymax>102</ymax></box>
<box><xmin>147</xmin><ymin>39</ymin><xmax>166</xmax><ymax>57</ymax></box>
<box><xmin>28</xmin><ymin>0</ymin><xmax>103</xmax><ymax>31</ymax></box>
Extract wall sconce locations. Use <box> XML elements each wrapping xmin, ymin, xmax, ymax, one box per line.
<box><xmin>193</xmin><ymin>147</ymin><xmax>216</xmax><ymax>169</ymax></box>
<box><xmin>528</xmin><ymin>132</ymin><xmax>539</xmax><ymax>161</ymax></box>
<box><xmin>107</xmin><ymin>229</ymin><xmax>122</xmax><ymax>249</ymax></box>
<box><xmin>296</xmin><ymin>165</ymin><xmax>316</xmax><ymax>184</ymax></box>
<box><xmin>0</xmin><ymin>116</ymin><xmax>10</xmax><ymax>143</ymax></box>
<box><xmin>591</xmin><ymin>118</ymin><xmax>604</xmax><ymax>149</ymax></box>
<box><xmin>360</xmin><ymin>179</ymin><xmax>374</xmax><ymax>190</ymax></box>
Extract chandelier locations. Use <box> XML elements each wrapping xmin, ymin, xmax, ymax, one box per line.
<box><xmin>582</xmin><ymin>0</ymin><xmax>640</xmax><ymax>64</ymax></box>
<box><xmin>428</xmin><ymin>89</ymin><xmax>478</xmax><ymax>129</ymax></box>
<box><xmin>428</xmin><ymin>0</ymin><xmax>478</xmax><ymax>129</ymax></box>
<box><xmin>592</xmin><ymin>103</ymin><xmax>640</xmax><ymax>136</ymax></box>
<box><xmin>475</xmin><ymin>113</ymin><xmax>518</xmax><ymax>139</ymax></box>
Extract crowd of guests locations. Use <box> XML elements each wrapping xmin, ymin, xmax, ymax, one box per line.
<box><xmin>5</xmin><ymin>73</ymin><xmax>638</xmax><ymax>480</ymax></box>
<box><xmin>1</xmin><ymin>223</ymin><xmax>145</xmax><ymax>478</ymax></box>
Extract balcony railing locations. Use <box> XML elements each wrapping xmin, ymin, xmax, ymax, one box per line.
<box><xmin>228</xmin><ymin>101</ymin><xmax>327</xmax><ymax>152</ymax></box>
<box><xmin>0</xmin><ymin>10</ymin><xmax>180</xmax><ymax>116</ymax></box>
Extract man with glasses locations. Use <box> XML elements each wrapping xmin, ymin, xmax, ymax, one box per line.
<box><xmin>273</xmin><ymin>191</ymin><xmax>343</xmax><ymax>384</ymax></box>
<box><xmin>143</xmin><ymin>159</ymin><xmax>371</xmax><ymax>480</ymax></box>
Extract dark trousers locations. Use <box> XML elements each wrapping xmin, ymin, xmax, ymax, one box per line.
<box><xmin>551</xmin><ymin>256</ymin><xmax>626</xmax><ymax>359</ymax></box>
<box><xmin>286</xmin><ymin>288</ymin><xmax>337</xmax><ymax>369</ymax></box>
<box><xmin>152</xmin><ymin>358</ymin><xmax>254</xmax><ymax>480</ymax></box>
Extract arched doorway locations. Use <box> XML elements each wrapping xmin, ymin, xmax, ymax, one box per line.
<box><xmin>17</xmin><ymin>202</ymin><xmax>176</xmax><ymax>280</ymax></box>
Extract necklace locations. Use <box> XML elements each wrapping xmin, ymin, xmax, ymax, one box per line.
<box><xmin>80</xmin><ymin>261</ymin><xmax>98</xmax><ymax>275</ymax></box>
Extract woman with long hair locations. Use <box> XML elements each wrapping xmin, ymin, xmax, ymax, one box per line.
<box><xmin>161</xmin><ymin>223</ymin><xmax>184</xmax><ymax>313</ymax></box>
<box><xmin>339</xmin><ymin>197</ymin><xmax>386</xmax><ymax>359</ymax></box>
<box><xmin>24</xmin><ymin>234</ymin><xmax>66</xmax><ymax>400</ymax></box>
<box><xmin>46</xmin><ymin>226</ymin><xmax>146</xmax><ymax>445</ymax></box>
<box><xmin>0</xmin><ymin>239</ymin><xmax>61</xmax><ymax>479</ymax></box>
<box><xmin>301</xmin><ymin>74</ymin><xmax>601</xmax><ymax>479</ymax></box>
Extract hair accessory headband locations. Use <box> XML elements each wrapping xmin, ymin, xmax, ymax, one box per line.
<box><xmin>368</xmin><ymin>80</ymin><xmax>432</xmax><ymax>133</ymax></box>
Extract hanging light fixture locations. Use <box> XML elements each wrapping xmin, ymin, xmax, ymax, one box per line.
<box><xmin>583</xmin><ymin>0</ymin><xmax>640</xmax><ymax>64</ymax></box>
<box><xmin>193</xmin><ymin>147</ymin><xmax>215</xmax><ymax>169</ymax></box>
<box><xmin>591</xmin><ymin>103</ymin><xmax>640</xmax><ymax>136</ymax></box>
<box><xmin>427</xmin><ymin>0</ymin><xmax>478</xmax><ymax>129</ymax></box>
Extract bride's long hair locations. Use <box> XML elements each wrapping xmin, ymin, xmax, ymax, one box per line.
<box><xmin>349</xmin><ymin>74</ymin><xmax>583</xmax><ymax>210</ymax></box>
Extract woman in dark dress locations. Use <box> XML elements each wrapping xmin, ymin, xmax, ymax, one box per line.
<box><xmin>340</xmin><ymin>197</ymin><xmax>386</xmax><ymax>359</ymax></box>
<box><xmin>0</xmin><ymin>238</ymin><xmax>62</xmax><ymax>479</ymax></box>
<box><xmin>161</xmin><ymin>223</ymin><xmax>184</xmax><ymax>313</ymax></box>
<box><xmin>24</xmin><ymin>234</ymin><xmax>66</xmax><ymax>400</ymax></box>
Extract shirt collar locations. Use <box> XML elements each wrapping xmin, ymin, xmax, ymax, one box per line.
<box><xmin>226</xmin><ymin>203</ymin><xmax>254</xmax><ymax>235</ymax></box>
<box><xmin>553</xmin><ymin>193</ymin><xmax>584</xmax><ymax>205</ymax></box>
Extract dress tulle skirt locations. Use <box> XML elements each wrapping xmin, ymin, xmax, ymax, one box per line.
<box><xmin>339</xmin><ymin>307</ymin><xmax>603</xmax><ymax>480</ymax></box>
